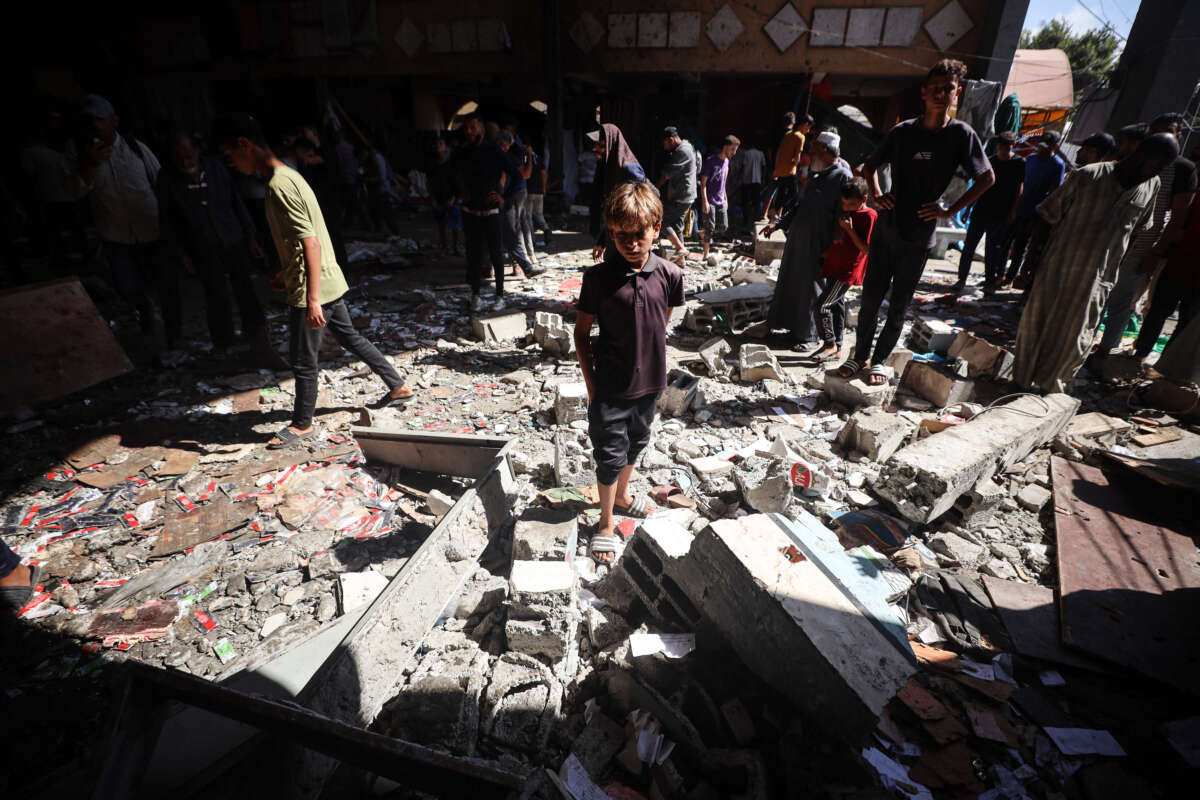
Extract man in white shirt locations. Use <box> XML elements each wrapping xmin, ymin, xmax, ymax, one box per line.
<box><xmin>739</xmin><ymin>143</ymin><xmax>767</xmax><ymax>231</ymax></box>
<box><xmin>69</xmin><ymin>94</ymin><xmax>177</xmax><ymax>360</ymax></box>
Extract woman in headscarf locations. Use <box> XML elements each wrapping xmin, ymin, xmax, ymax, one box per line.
<box><xmin>587</xmin><ymin>123</ymin><xmax>649</xmax><ymax>259</ymax></box>
<box><xmin>763</xmin><ymin>130</ymin><xmax>852</xmax><ymax>349</ymax></box>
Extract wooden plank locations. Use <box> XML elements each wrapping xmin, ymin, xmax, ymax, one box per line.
<box><xmin>1052</xmin><ymin>456</ymin><xmax>1200</xmax><ymax>696</ymax></box>
<box><xmin>981</xmin><ymin>576</ymin><xmax>1107</xmax><ymax>672</ymax></box>
<box><xmin>1100</xmin><ymin>450</ymin><xmax>1200</xmax><ymax>493</ymax></box>
<box><xmin>151</xmin><ymin>499</ymin><xmax>257</xmax><ymax>557</ymax></box>
<box><xmin>351</xmin><ymin>426</ymin><xmax>510</xmax><ymax>479</ymax></box>
<box><xmin>0</xmin><ymin>277</ymin><xmax>135</xmax><ymax>413</ymax></box>
<box><xmin>1131</xmin><ymin>428</ymin><xmax>1183</xmax><ymax>447</ymax></box>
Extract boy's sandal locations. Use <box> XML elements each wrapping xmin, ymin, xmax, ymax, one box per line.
<box><xmin>267</xmin><ymin>427</ymin><xmax>319</xmax><ymax>450</ymax></box>
<box><xmin>835</xmin><ymin>359</ymin><xmax>862</xmax><ymax>379</ymax></box>
<box><xmin>590</xmin><ymin>532</ymin><xmax>624</xmax><ymax>564</ymax></box>
<box><xmin>614</xmin><ymin>496</ymin><xmax>655</xmax><ymax>518</ymax></box>
<box><xmin>866</xmin><ymin>364</ymin><xmax>889</xmax><ymax>386</ymax></box>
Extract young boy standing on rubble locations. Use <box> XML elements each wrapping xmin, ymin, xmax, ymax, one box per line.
<box><xmin>810</xmin><ymin>177</ymin><xmax>876</xmax><ymax>362</ymax></box>
<box><xmin>575</xmin><ymin>182</ymin><xmax>685</xmax><ymax>564</ymax></box>
<box><xmin>214</xmin><ymin>113</ymin><xmax>414</xmax><ymax>449</ymax></box>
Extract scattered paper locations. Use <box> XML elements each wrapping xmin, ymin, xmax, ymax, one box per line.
<box><xmin>862</xmin><ymin>746</ymin><xmax>934</xmax><ymax>800</ymax></box>
<box><xmin>629</xmin><ymin>632</ymin><xmax>696</xmax><ymax>659</ymax></box>
<box><xmin>1044</xmin><ymin>727</ymin><xmax>1126</xmax><ymax>756</ymax></box>
<box><xmin>557</xmin><ymin>753</ymin><xmax>608</xmax><ymax>800</ymax></box>
<box><xmin>630</xmin><ymin>710</ymin><xmax>675</xmax><ymax>765</ymax></box>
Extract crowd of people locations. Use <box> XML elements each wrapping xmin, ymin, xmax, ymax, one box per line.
<box><xmin>0</xmin><ymin>58</ymin><xmax>1196</xmax><ymax>596</ymax></box>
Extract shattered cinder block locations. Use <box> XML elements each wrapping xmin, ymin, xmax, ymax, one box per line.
<box><xmin>481</xmin><ymin>652</ymin><xmax>561</xmax><ymax>753</ymax></box>
<box><xmin>951</xmin><ymin>476</ymin><xmax>1006</xmax><ymax>525</ymax></box>
<box><xmin>927</xmin><ymin>531</ymin><xmax>987</xmax><ymax>568</ymax></box>
<box><xmin>1016</xmin><ymin>483</ymin><xmax>1052</xmax><ymax>512</ymax></box>
<box><xmin>823</xmin><ymin>369</ymin><xmax>894</xmax><ymax>409</ymax></box>
<box><xmin>688</xmin><ymin>454</ymin><xmax>733</xmax><ymax>481</ymax></box>
<box><xmin>948</xmin><ymin>331</ymin><xmax>1014</xmax><ymax>379</ymax></box>
<box><xmin>506</xmin><ymin>560</ymin><xmax>579</xmax><ymax>659</ymax></box>
<box><xmin>907</xmin><ymin>317</ymin><xmax>959</xmax><ymax>354</ymax></box>
<box><xmin>901</xmin><ymin>361</ymin><xmax>976</xmax><ymax>407</ymax></box>
<box><xmin>659</xmin><ymin>369</ymin><xmax>701</xmax><ymax>417</ymax></box>
<box><xmin>872</xmin><ymin>393</ymin><xmax>1080</xmax><ymax>523</ymax></box>
<box><xmin>1066</xmin><ymin>411</ymin><xmax>1134</xmax><ymax>447</ymax></box>
<box><xmin>534</xmin><ymin>311</ymin><xmax>575</xmax><ymax>357</ymax></box>
<box><xmin>512</xmin><ymin>512</ymin><xmax>578</xmax><ymax>563</ymax></box>
<box><xmin>885</xmin><ymin>347</ymin><xmax>914</xmax><ymax>378</ymax></box>
<box><xmin>738</xmin><ymin>344</ymin><xmax>785</xmax><ymax>382</ymax></box>
<box><xmin>471</xmin><ymin>310</ymin><xmax>528</xmax><ymax>344</ymax></box>
<box><xmin>837</xmin><ymin>407</ymin><xmax>910</xmax><ymax>462</ymax></box>
<box><xmin>734</xmin><ymin>459</ymin><xmax>794</xmax><ymax>514</ymax></box>
<box><xmin>698</xmin><ymin>336</ymin><xmax>733</xmax><ymax>380</ymax></box>
<box><xmin>555</xmin><ymin>382</ymin><xmax>589</xmax><ymax>425</ymax></box>
<box><xmin>553</xmin><ymin>430</ymin><xmax>595</xmax><ymax>487</ymax></box>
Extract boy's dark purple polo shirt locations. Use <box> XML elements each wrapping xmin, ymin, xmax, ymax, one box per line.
<box><xmin>577</xmin><ymin>251</ymin><xmax>685</xmax><ymax>401</ymax></box>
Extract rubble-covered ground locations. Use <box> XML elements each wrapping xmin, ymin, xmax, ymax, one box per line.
<box><xmin>2</xmin><ymin>209</ymin><xmax>1198</xmax><ymax>798</ymax></box>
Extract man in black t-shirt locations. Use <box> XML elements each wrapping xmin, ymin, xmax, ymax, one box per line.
<box><xmin>837</xmin><ymin>59</ymin><xmax>994</xmax><ymax>385</ymax></box>
<box><xmin>952</xmin><ymin>131</ymin><xmax>1025</xmax><ymax>295</ymax></box>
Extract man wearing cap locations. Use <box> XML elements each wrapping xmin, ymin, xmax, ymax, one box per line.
<box><xmin>1003</xmin><ymin>131</ymin><xmax>1065</xmax><ymax>287</ymax></box>
<box><xmin>1075</xmin><ymin>133</ymin><xmax>1116</xmax><ymax>168</ymax></box>
<box><xmin>951</xmin><ymin>131</ymin><xmax>1025</xmax><ymax>295</ymax></box>
<box><xmin>656</xmin><ymin>126</ymin><xmax>697</xmax><ymax>258</ymax></box>
<box><xmin>68</xmin><ymin>93</ymin><xmax>176</xmax><ymax>360</ymax></box>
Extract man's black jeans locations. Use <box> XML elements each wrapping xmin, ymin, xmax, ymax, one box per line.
<box><xmin>463</xmin><ymin>211</ymin><xmax>505</xmax><ymax>296</ymax></box>
<box><xmin>288</xmin><ymin>297</ymin><xmax>405</xmax><ymax>429</ymax></box>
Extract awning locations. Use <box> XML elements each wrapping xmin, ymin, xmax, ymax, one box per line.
<box><xmin>1004</xmin><ymin>49</ymin><xmax>1074</xmax><ymax>110</ymax></box>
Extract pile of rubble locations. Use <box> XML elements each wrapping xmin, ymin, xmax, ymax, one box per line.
<box><xmin>3</xmin><ymin>228</ymin><xmax>1198</xmax><ymax>798</ymax></box>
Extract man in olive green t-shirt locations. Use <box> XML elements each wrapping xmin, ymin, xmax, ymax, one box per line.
<box><xmin>214</xmin><ymin>113</ymin><xmax>413</xmax><ymax>448</ymax></box>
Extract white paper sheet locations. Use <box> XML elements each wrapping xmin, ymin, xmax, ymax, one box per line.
<box><xmin>629</xmin><ymin>632</ymin><xmax>696</xmax><ymax>659</ymax></box>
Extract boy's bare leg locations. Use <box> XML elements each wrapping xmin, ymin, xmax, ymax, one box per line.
<box><xmin>665</xmin><ymin>227</ymin><xmax>690</xmax><ymax>258</ymax></box>
<box><xmin>594</xmin><ymin>464</ymin><xmax>636</xmax><ymax>564</ymax></box>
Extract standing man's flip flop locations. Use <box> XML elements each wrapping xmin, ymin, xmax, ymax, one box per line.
<box><xmin>614</xmin><ymin>495</ymin><xmax>655</xmax><ymax>518</ymax></box>
<box><xmin>267</xmin><ymin>427</ymin><xmax>319</xmax><ymax>450</ymax></box>
<box><xmin>835</xmin><ymin>359</ymin><xmax>862</xmax><ymax>379</ymax></box>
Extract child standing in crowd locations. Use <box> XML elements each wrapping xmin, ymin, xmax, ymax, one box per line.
<box><xmin>699</xmin><ymin>135</ymin><xmax>739</xmax><ymax>261</ymax></box>
<box><xmin>810</xmin><ymin>177</ymin><xmax>876</xmax><ymax>362</ymax></box>
<box><xmin>574</xmin><ymin>182</ymin><xmax>684</xmax><ymax>564</ymax></box>
<box><xmin>430</xmin><ymin>135</ymin><xmax>461</xmax><ymax>255</ymax></box>
<box><xmin>214</xmin><ymin>113</ymin><xmax>414</xmax><ymax>449</ymax></box>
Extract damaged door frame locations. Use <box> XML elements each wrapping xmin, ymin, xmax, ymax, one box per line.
<box><xmin>94</xmin><ymin>429</ymin><xmax>526</xmax><ymax>798</ymax></box>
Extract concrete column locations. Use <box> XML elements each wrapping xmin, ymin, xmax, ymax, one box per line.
<box><xmin>1108</xmin><ymin>0</ymin><xmax>1200</xmax><ymax>130</ymax></box>
<box><xmin>975</xmin><ymin>0</ymin><xmax>1031</xmax><ymax>84</ymax></box>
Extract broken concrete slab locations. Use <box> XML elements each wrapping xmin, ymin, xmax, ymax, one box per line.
<box><xmin>659</xmin><ymin>369</ymin><xmax>701</xmax><ymax>417</ymax></box>
<box><xmin>554</xmin><ymin>382</ymin><xmax>588</xmax><ymax>425</ymax></box>
<box><xmin>837</xmin><ymin>407</ymin><xmax>910</xmax><ymax>462</ymax></box>
<box><xmin>480</xmin><ymin>652</ymin><xmax>561</xmax><ymax>753</ymax></box>
<box><xmin>533</xmin><ymin>311</ymin><xmax>575</xmax><ymax>357</ymax></box>
<box><xmin>901</xmin><ymin>361</ymin><xmax>976</xmax><ymax>407</ymax></box>
<box><xmin>688</xmin><ymin>455</ymin><xmax>733</xmax><ymax>481</ymax></box>
<box><xmin>734</xmin><ymin>459</ymin><xmax>794</xmax><ymax>514</ymax></box>
<box><xmin>553</xmin><ymin>430</ymin><xmax>595</xmax><ymax>487</ymax></box>
<box><xmin>1016</xmin><ymin>483</ymin><xmax>1052</xmax><ymax>512</ymax></box>
<box><xmin>512</xmin><ymin>512</ymin><xmax>578</xmax><ymax>563</ymax></box>
<box><xmin>426</xmin><ymin>489</ymin><xmax>455</xmax><ymax>517</ymax></box>
<box><xmin>948</xmin><ymin>331</ymin><xmax>1014</xmax><ymax>379</ymax></box>
<box><xmin>697</xmin><ymin>337</ymin><xmax>733</xmax><ymax>380</ymax></box>
<box><xmin>738</xmin><ymin>344</ymin><xmax>785</xmax><ymax>383</ymax></box>
<box><xmin>569</xmin><ymin>711</ymin><xmax>626</xmax><ymax>778</ymax></box>
<box><xmin>99</xmin><ymin>540</ymin><xmax>230</xmax><ymax>610</ymax></box>
<box><xmin>1067</xmin><ymin>412</ymin><xmax>1134</xmax><ymax>447</ymax></box>
<box><xmin>338</xmin><ymin>569</ymin><xmax>389</xmax><ymax>614</ymax></box>
<box><xmin>927</xmin><ymin>532</ymin><xmax>987</xmax><ymax>568</ymax></box>
<box><xmin>823</xmin><ymin>370</ymin><xmax>894</xmax><ymax>409</ymax></box>
<box><xmin>470</xmin><ymin>310</ymin><xmax>527</xmax><ymax>344</ymax></box>
<box><xmin>885</xmin><ymin>348</ymin><xmax>914</xmax><ymax>378</ymax></box>
<box><xmin>686</xmin><ymin>514</ymin><xmax>916</xmax><ymax>742</ymax></box>
<box><xmin>873</xmin><ymin>393</ymin><xmax>1080</xmax><ymax>523</ymax></box>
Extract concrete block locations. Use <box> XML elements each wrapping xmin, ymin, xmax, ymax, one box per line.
<box><xmin>481</xmin><ymin>652</ymin><xmax>560</xmax><ymax>753</ymax></box>
<box><xmin>534</xmin><ymin>311</ymin><xmax>575</xmax><ymax>357</ymax></box>
<box><xmin>553</xmin><ymin>430</ymin><xmax>595</xmax><ymax>487</ymax></box>
<box><xmin>927</xmin><ymin>531</ymin><xmax>987</xmax><ymax>567</ymax></box>
<box><xmin>734</xmin><ymin>460</ymin><xmax>793</xmax><ymax>514</ymax></box>
<box><xmin>584</xmin><ymin>604</ymin><xmax>633</xmax><ymax>650</ymax></box>
<box><xmin>698</xmin><ymin>336</ymin><xmax>733</xmax><ymax>380</ymax></box>
<box><xmin>659</xmin><ymin>369</ymin><xmax>700</xmax><ymax>417</ymax></box>
<box><xmin>689</xmin><ymin>455</ymin><xmax>733</xmax><ymax>480</ymax></box>
<box><xmin>337</xmin><ymin>569</ymin><xmax>388</xmax><ymax>613</ymax></box>
<box><xmin>504</xmin><ymin>617</ymin><xmax>573</xmax><ymax>659</ymax></box>
<box><xmin>555</xmin><ymin>382</ymin><xmax>589</xmax><ymax>425</ymax></box>
<box><xmin>931</xmin><ymin>226</ymin><xmax>966</xmax><ymax>259</ymax></box>
<box><xmin>901</xmin><ymin>361</ymin><xmax>976</xmax><ymax>407</ymax></box>
<box><xmin>686</xmin><ymin>514</ymin><xmax>916</xmax><ymax>742</ymax></box>
<box><xmin>872</xmin><ymin>393</ymin><xmax>1080</xmax><ymax>523</ymax></box>
<box><xmin>471</xmin><ymin>310</ymin><xmax>527</xmax><ymax>344</ymax></box>
<box><xmin>951</xmin><ymin>477</ymin><xmax>1005</xmax><ymax>525</ymax></box>
<box><xmin>823</xmin><ymin>370</ymin><xmax>894</xmax><ymax>409</ymax></box>
<box><xmin>1017</xmin><ymin>483</ymin><xmax>1052</xmax><ymax>512</ymax></box>
<box><xmin>385</xmin><ymin>670</ymin><xmax>482</xmax><ymax>755</ymax></box>
<box><xmin>570</xmin><ymin>712</ymin><xmax>626</xmax><ymax>778</ymax></box>
<box><xmin>948</xmin><ymin>331</ymin><xmax>1014</xmax><ymax>379</ymax></box>
<box><xmin>738</xmin><ymin>344</ymin><xmax>785</xmax><ymax>382</ymax></box>
<box><xmin>510</xmin><ymin>560</ymin><xmax>577</xmax><ymax>597</ymax></box>
<box><xmin>752</xmin><ymin>221</ymin><xmax>786</xmax><ymax>265</ymax></box>
<box><xmin>426</xmin><ymin>489</ymin><xmax>455</xmax><ymax>516</ymax></box>
<box><xmin>837</xmin><ymin>407</ymin><xmax>909</xmax><ymax>461</ymax></box>
<box><xmin>907</xmin><ymin>317</ymin><xmax>959</xmax><ymax>354</ymax></box>
<box><xmin>453</xmin><ymin>573</ymin><xmax>509</xmax><ymax>618</ymax></box>
<box><xmin>513</xmin><ymin>513</ymin><xmax>578</xmax><ymax>563</ymax></box>
<box><xmin>885</xmin><ymin>347</ymin><xmax>914</xmax><ymax>377</ymax></box>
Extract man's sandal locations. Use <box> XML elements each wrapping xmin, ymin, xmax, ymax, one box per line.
<box><xmin>267</xmin><ymin>427</ymin><xmax>319</xmax><ymax>450</ymax></box>
<box><xmin>614</xmin><ymin>495</ymin><xmax>655</xmax><ymax>518</ymax></box>
<box><xmin>865</xmin><ymin>364</ymin><xmax>889</xmax><ymax>386</ymax></box>
<box><xmin>835</xmin><ymin>359</ymin><xmax>862</xmax><ymax>379</ymax></box>
<box><xmin>590</xmin><ymin>532</ymin><xmax>624</xmax><ymax>565</ymax></box>
<box><xmin>375</xmin><ymin>387</ymin><xmax>415</xmax><ymax>408</ymax></box>
<box><xmin>0</xmin><ymin>564</ymin><xmax>42</xmax><ymax>614</ymax></box>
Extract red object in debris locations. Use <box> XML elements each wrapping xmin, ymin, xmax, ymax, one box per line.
<box><xmin>16</xmin><ymin>592</ymin><xmax>53</xmax><ymax>618</ymax></box>
<box><xmin>121</xmin><ymin>513</ymin><xmax>140</xmax><ymax>529</ymax></box>
<box><xmin>782</xmin><ymin>545</ymin><xmax>806</xmax><ymax>563</ymax></box>
<box><xmin>194</xmin><ymin>481</ymin><xmax>217</xmax><ymax>502</ymax></box>
<box><xmin>193</xmin><ymin>609</ymin><xmax>216</xmax><ymax>632</ymax></box>
<box><xmin>175</xmin><ymin>494</ymin><xmax>197</xmax><ymax>513</ymax></box>
<box><xmin>789</xmin><ymin>461</ymin><xmax>813</xmax><ymax>488</ymax></box>
<box><xmin>616</xmin><ymin>519</ymin><xmax>637</xmax><ymax>539</ymax></box>
<box><xmin>20</xmin><ymin>506</ymin><xmax>40</xmax><ymax>527</ymax></box>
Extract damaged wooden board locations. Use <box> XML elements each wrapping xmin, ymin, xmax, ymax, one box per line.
<box><xmin>1052</xmin><ymin>456</ymin><xmax>1200</xmax><ymax>696</ymax></box>
<box><xmin>0</xmin><ymin>277</ymin><xmax>134</xmax><ymax>413</ymax></box>
<box><xmin>981</xmin><ymin>576</ymin><xmax>1107</xmax><ymax>673</ymax></box>
<box><xmin>351</xmin><ymin>426</ymin><xmax>512</xmax><ymax>479</ymax></box>
<box><xmin>76</xmin><ymin>446</ymin><xmax>184</xmax><ymax>489</ymax></box>
<box><xmin>151</xmin><ymin>498</ymin><xmax>257</xmax><ymax>557</ymax></box>
<box><xmin>1100</xmin><ymin>450</ymin><xmax>1200</xmax><ymax>493</ymax></box>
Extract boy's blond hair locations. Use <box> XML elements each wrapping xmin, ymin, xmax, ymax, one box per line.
<box><xmin>603</xmin><ymin>181</ymin><xmax>663</xmax><ymax>231</ymax></box>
